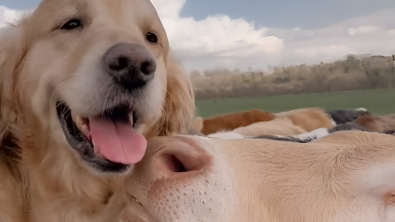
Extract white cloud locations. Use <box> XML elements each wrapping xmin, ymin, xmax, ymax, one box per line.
<box><xmin>151</xmin><ymin>0</ymin><xmax>395</xmax><ymax>71</ymax></box>
<box><xmin>293</xmin><ymin>45</ymin><xmax>350</xmax><ymax>58</ymax></box>
<box><xmin>0</xmin><ymin>6</ymin><xmax>24</xmax><ymax>28</ymax></box>
<box><xmin>151</xmin><ymin>0</ymin><xmax>284</xmax><ymax>71</ymax></box>
<box><xmin>151</xmin><ymin>0</ymin><xmax>283</xmax><ymax>62</ymax></box>
<box><xmin>1</xmin><ymin>1</ymin><xmax>395</xmax><ymax>71</ymax></box>
<box><xmin>265</xmin><ymin>9</ymin><xmax>395</xmax><ymax>68</ymax></box>
<box><xmin>348</xmin><ymin>26</ymin><xmax>380</xmax><ymax>36</ymax></box>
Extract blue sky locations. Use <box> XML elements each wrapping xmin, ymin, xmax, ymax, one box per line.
<box><xmin>2</xmin><ymin>0</ymin><xmax>395</xmax><ymax>29</ymax></box>
<box><xmin>1</xmin><ymin>0</ymin><xmax>395</xmax><ymax>71</ymax></box>
<box><xmin>181</xmin><ymin>0</ymin><xmax>395</xmax><ymax>29</ymax></box>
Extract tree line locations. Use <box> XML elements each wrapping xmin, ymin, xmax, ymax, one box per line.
<box><xmin>191</xmin><ymin>55</ymin><xmax>395</xmax><ymax>100</ymax></box>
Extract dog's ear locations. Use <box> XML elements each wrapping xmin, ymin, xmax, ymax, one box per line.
<box><xmin>157</xmin><ymin>55</ymin><xmax>195</xmax><ymax>136</ymax></box>
<box><xmin>0</xmin><ymin>24</ymin><xmax>27</xmax><ymax>107</ymax></box>
<box><xmin>0</xmin><ymin>24</ymin><xmax>27</xmax><ymax>148</ymax></box>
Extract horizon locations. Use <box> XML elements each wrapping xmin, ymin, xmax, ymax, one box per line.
<box><xmin>1</xmin><ymin>0</ymin><xmax>395</xmax><ymax>72</ymax></box>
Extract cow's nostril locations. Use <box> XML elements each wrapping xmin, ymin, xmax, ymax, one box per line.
<box><xmin>163</xmin><ymin>154</ymin><xmax>187</xmax><ymax>173</ymax></box>
<box><xmin>155</xmin><ymin>144</ymin><xmax>210</xmax><ymax>176</ymax></box>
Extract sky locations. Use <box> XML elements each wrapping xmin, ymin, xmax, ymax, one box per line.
<box><xmin>1</xmin><ymin>0</ymin><xmax>395</xmax><ymax>71</ymax></box>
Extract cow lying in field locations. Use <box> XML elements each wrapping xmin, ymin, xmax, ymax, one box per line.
<box><xmin>355</xmin><ymin>113</ymin><xmax>395</xmax><ymax>134</ymax></box>
<box><xmin>195</xmin><ymin>108</ymin><xmax>369</xmax><ymax>138</ymax></box>
<box><xmin>193</xmin><ymin>109</ymin><xmax>275</xmax><ymax>135</ymax></box>
<box><xmin>327</xmin><ymin>108</ymin><xmax>369</xmax><ymax>124</ymax></box>
<box><xmin>123</xmin><ymin>131</ymin><xmax>395</xmax><ymax>222</ymax></box>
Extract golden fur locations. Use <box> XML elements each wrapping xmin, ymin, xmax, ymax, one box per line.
<box><xmin>123</xmin><ymin>132</ymin><xmax>395</xmax><ymax>221</ymax></box>
<box><xmin>0</xmin><ymin>0</ymin><xmax>194</xmax><ymax>221</ymax></box>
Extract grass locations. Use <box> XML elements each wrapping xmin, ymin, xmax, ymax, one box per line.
<box><xmin>195</xmin><ymin>89</ymin><xmax>395</xmax><ymax>118</ymax></box>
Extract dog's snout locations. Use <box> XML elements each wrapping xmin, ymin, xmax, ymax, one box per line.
<box><xmin>103</xmin><ymin>43</ymin><xmax>156</xmax><ymax>90</ymax></box>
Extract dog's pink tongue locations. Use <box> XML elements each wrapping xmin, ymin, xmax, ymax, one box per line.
<box><xmin>89</xmin><ymin>117</ymin><xmax>147</xmax><ymax>165</ymax></box>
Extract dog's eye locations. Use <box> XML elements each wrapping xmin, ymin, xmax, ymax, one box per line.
<box><xmin>146</xmin><ymin>32</ymin><xmax>158</xmax><ymax>43</ymax></box>
<box><xmin>59</xmin><ymin>19</ymin><xmax>83</xmax><ymax>30</ymax></box>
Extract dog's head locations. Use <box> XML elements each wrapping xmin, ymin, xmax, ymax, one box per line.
<box><xmin>0</xmin><ymin>0</ymin><xmax>194</xmax><ymax>173</ymax></box>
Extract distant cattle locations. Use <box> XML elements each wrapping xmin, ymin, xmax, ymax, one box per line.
<box><xmin>231</xmin><ymin>108</ymin><xmax>335</xmax><ymax>137</ymax></box>
<box><xmin>275</xmin><ymin>108</ymin><xmax>335</xmax><ymax>132</ymax></box>
<box><xmin>327</xmin><ymin>108</ymin><xmax>369</xmax><ymax>125</ymax></box>
<box><xmin>194</xmin><ymin>109</ymin><xmax>275</xmax><ymax>135</ymax></box>
<box><xmin>232</xmin><ymin>117</ymin><xmax>307</xmax><ymax>137</ymax></box>
<box><xmin>354</xmin><ymin>113</ymin><xmax>395</xmax><ymax>134</ymax></box>
<box><xmin>195</xmin><ymin>107</ymin><xmax>373</xmax><ymax>138</ymax></box>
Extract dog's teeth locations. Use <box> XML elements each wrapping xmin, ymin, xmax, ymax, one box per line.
<box><xmin>73</xmin><ymin>114</ymin><xmax>85</xmax><ymax>127</ymax></box>
<box><xmin>72</xmin><ymin>114</ymin><xmax>91</xmax><ymax>139</ymax></box>
<box><xmin>80</xmin><ymin>124</ymin><xmax>91</xmax><ymax>140</ymax></box>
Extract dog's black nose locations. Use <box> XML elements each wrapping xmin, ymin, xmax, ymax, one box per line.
<box><xmin>103</xmin><ymin>43</ymin><xmax>156</xmax><ymax>90</ymax></box>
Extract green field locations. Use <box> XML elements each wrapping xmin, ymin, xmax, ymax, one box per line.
<box><xmin>195</xmin><ymin>89</ymin><xmax>395</xmax><ymax>118</ymax></box>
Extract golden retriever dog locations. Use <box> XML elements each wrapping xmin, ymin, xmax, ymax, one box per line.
<box><xmin>194</xmin><ymin>109</ymin><xmax>275</xmax><ymax>135</ymax></box>
<box><xmin>0</xmin><ymin>0</ymin><xmax>194</xmax><ymax>221</ymax></box>
<box><xmin>123</xmin><ymin>131</ymin><xmax>395</xmax><ymax>222</ymax></box>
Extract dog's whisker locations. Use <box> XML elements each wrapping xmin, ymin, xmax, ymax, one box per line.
<box><xmin>50</xmin><ymin>82</ymin><xmax>66</xmax><ymax>107</ymax></box>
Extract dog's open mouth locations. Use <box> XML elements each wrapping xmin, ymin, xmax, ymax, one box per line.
<box><xmin>56</xmin><ymin>102</ymin><xmax>147</xmax><ymax>173</ymax></box>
